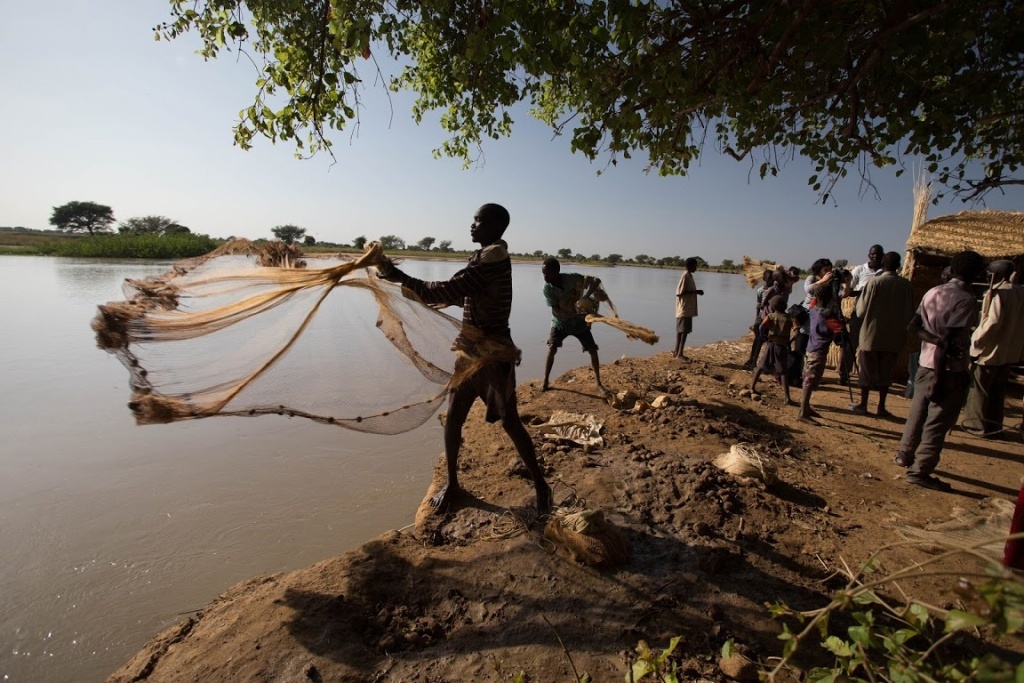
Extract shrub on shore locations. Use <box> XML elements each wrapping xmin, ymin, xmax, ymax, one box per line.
<box><xmin>36</xmin><ymin>233</ymin><xmax>220</xmax><ymax>259</ymax></box>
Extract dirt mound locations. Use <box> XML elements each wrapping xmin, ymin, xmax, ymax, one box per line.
<box><xmin>108</xmin><ymin>340</ymin><xmax>1024</xmax><ymax>682</ymax></box>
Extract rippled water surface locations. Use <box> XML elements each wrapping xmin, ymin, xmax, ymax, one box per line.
<box><xmin>0</xmin><ymin>255</ymin><xmax>751</xmax><ymax>681</ymax></box>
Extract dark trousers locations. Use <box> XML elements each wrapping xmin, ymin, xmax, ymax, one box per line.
<box><xmin>839</xmin><ymin>314</ymin><xmax>860</xmax><ymax>382</ymax></box>
<box><xmin>789</xmin><ymin>332</ymin><xmax>809</xmax><ymax>386</ymax></box>
<box><xmin>898</xmin><ymin>367</ymin><xmax>970</xmax><ymax>478</ymax></box>
<box><xmin>963</xmin><ymin>364</ymin><xmax>1011</xmax><ymax>435</ymax></box>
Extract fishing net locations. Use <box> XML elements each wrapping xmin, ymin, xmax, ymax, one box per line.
<box><xmin>541</xmin><ymin>411</ymin><xmax>604</xmax><ymax>449</ymax></box>
<box><xmin>93</xmin><ymin>242</ymin><xmax>657</xmax><ymax>434</ymax></box>
<box><xmin>893</xmin><ymin>498</ymin><xmax>1015</xmax><ymax>561</ymax></box>
<box><xmin>91</xmin><ymin>240</ymin><xmax>491</xmax><ymax>434</ymax></box>
<box><xmin>713</xmin><ymin>443</ymin><xmax>778</xmax><ymax>484</ymax></box>
<box><xmin>544</xmin><ymin>507</ymin><xmax>632</xmax><ymax>567</ymax></box>
<box><xmin>579</xmin><ymin>282</ymin><xmax>659</xmax><ymax>345</ymax></box>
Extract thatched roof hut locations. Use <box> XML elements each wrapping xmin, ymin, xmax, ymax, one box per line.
<box><xmin>903</xmin><ymin>209</ymin><xmax>1024</xmax><ymax>302</ymax></box>
<box><xmin>896</xmin><ymin>188</ymin><xmax>1024</xmax><ymax>385</ymax></box>
<box><xmin>905</xmin><ymin>209</ymin><xmax>1024</xmax><ymax>257</ymax></box>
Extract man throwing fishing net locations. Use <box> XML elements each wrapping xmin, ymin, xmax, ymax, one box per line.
<box><xmin>375</xmin><ymin>204</ymin><xmax>552</xmax><ymax>516</ymax></box>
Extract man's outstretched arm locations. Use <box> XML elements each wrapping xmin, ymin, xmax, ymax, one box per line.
<box><xmin>378</xmin><ymin>259</ymin><xmax>487</xmax><ymax>307</ymax></box>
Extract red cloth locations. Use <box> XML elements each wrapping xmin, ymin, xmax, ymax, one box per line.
<box><xmin>1004</xmin><ymin>484</ymin><xmax>1024</xmax><ymax>570</ymax></box>
<box><xmin>825</xmin><ymin>318</ymin><xmax>844</xmax><ymax>334</ymax></box>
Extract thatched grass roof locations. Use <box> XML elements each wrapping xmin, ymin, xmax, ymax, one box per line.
<box><xmin>906</xmin><ymin>210</ymin><xmax>1024</xmax><ymax>259</ymax></box>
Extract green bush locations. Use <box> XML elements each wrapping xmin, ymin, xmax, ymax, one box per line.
<box><xmin>767</xmin><ymin>538</ymin><xmax>1024</xmax><ymax>682</ymax></box>
<box><xmin>37</xmin><ymin>233</ymin><xmax>220</xmax><ymax>259</ymax></box>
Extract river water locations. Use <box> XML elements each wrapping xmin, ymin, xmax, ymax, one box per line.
<box><xmin>0</xmin><ymin>255</ymin><xmax>753</xmax><ymax>682</ymax></box>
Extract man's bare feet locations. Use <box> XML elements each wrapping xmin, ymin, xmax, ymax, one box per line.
<box><xmin>429</xmin><ymin>481</ymin><xmax>461</xmax><ymax>513</ymax></box>
<box><xmin>797</xmin><ymin>414</ymin><xmax>819</xmax><ymax>425</ymax></box>
<box><xmin>541</xmin><ymin>382</ymin><xmax>550</xmax><ymax>392</ymax></box>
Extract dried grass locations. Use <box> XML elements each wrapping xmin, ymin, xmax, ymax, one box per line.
<box><xmin>713</xmin><ymin>443</ymin><xmax>778</xmax><ymax>484</ymax></box>
<box><xmin>906</xmin><ymin>210</ymin><xmax>1024</xmax><ymax>258</ymax></box>
<box><xmin>742</xmin><ymin>256</ymin><xmax>780</xmax><ymax>288</ymax></box>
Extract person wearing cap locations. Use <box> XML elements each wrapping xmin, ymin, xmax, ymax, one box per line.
<box><xmin>850</xmin><ymin>252</ymin><xmax>914</xmax><ymax>417</ymax></box>
<box><xmin>963</xmin><ymin>259</ymin><xmax>1024</xmax><ymax>438</ymax></box>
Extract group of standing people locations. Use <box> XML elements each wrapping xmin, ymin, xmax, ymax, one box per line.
<box><xmin>898</xmin><ymin>253</ymin><xmax>1024</xmax><ymax>491</ymax></box>
<box><xmin>746</xmin><ymin>245</ymin><xmax>1024</xmax><ymax>493</ymax></box>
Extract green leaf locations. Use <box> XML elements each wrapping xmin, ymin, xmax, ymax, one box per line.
<box><xmin>630</xmin><ymin>660</ymin><xmax>653</xmax><ymax>681</ymax></box>
<box><xmin>908</xmin><ymin>603</ymin><xmax>931</xmax><ymax>629</ymax></box>
<box><xmin>853</xmin><ymin>592</ymin><xmax>883</xmax><ymax>606</ymax></box>
<box><xmin>823</xmin><ymin>636</ymin><xmax>853</xmax><ymax>657</ymax></box>
<box><xmin>945</xmin><ymin>609</ymin><xmax>988</xmax><ymax>632</ymax></box>
<box><xmin>889</xmin><ymin>628</ymin><xmax>917</xmax><ymax>645</ymax></box>
<box><xmin>848</xmin><ymin>625</ymin><xmax>874</xmax><ymax>649</ymax></box>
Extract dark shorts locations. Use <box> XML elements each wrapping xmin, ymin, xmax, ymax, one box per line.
<box><xmin>676</xmin><ymin>316</ymin><xmax>693</xmax><ymax>334</ymax></box>
<box><xmin>451</xmin><ymin>357</ymin><xmax>518</xmax><ymax>424</ymax></box>
<box><xmin>857</xmin><ymin>350</ymin><xmax>898</xmax><ymax>388</ymax></box>
<box><xmin>803</xmin><ymin>349</ymin><xmax>829</xmax><ymax>389</ymax></box>
<box><xmin>758</xmin><ymin>342</ymin><xmax>789</xmax><ymax>376</ymax></box>
<box><xmin>548</xmin><ymin>326</ymin><xmax>598</xmax><ymax>352</ymax></box>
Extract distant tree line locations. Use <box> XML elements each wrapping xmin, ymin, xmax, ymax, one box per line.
<box><xmin>39</xmin><ymin>204</ymin><xmax>742</xmax><ymax>270</ymax></box>
<box><xmin>48</xmin><ymin>201</ymin><xmax>192</xmax><ymax>237</ymax></box>
<box><xmin>273</xmin><ymin>227</ymin><xmax>742</xmax><ymax>270</ymax></box>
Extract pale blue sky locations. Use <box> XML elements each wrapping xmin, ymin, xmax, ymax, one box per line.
<box><xmin>2</xmin><ymin>1</ymin><xmax>1021</xmax><ymax>266</ymax></box>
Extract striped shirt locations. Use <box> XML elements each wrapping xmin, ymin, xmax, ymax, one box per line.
<box><xmin>398</xmin><ymin>240</ymin><xmax>514</xmax><ymax>343</ymax></box>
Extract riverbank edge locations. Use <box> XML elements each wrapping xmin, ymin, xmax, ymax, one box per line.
<box><xmin>105</xmin><ymin>338</ymin><xmax>1023</xmax><ymax>682</ymax></box>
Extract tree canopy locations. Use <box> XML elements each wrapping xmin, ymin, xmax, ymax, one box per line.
<box><xmin>378</xmin><ymin>234</ymin><xmax>405</xmax><ymax>250</ymax></box>
<box><xmin>119</xmin><ymin>215</ymin><xmax>189</xmax><ymax>235</ymax></box>
<box><xmin>159</xmin><ymin>0</ymin><xmax>1023</xmax><ymax>201</ymax></box>
<box><xmin>272</xmin><ymin>224</ymin><xmax>306</xmax><ymax>244</ymax></box>
<box><xmin>50</xmin><ymin>201</ymin><xmax>116</xmax><ymax>235</ymax></box>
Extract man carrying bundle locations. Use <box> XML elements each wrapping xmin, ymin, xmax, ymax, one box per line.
<box><xmin>376</xmin><ymin>204</ymin><xmax>552</xmax><ymax>516</ymax></box>
<box><xmin>541</xmin><ymin>257</ymin><xmax>607</xmax><ymax>394</ymax></box>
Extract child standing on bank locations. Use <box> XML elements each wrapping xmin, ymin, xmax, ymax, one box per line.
<box><xmin>750</xmin><ymin>295</ymin><xmax>795</xmax><ymax>404</ymax></box>
<box><xmin>798</xmin><ymin>281</ymin><xmax>842</xmax><ymax>423</ymax></box>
